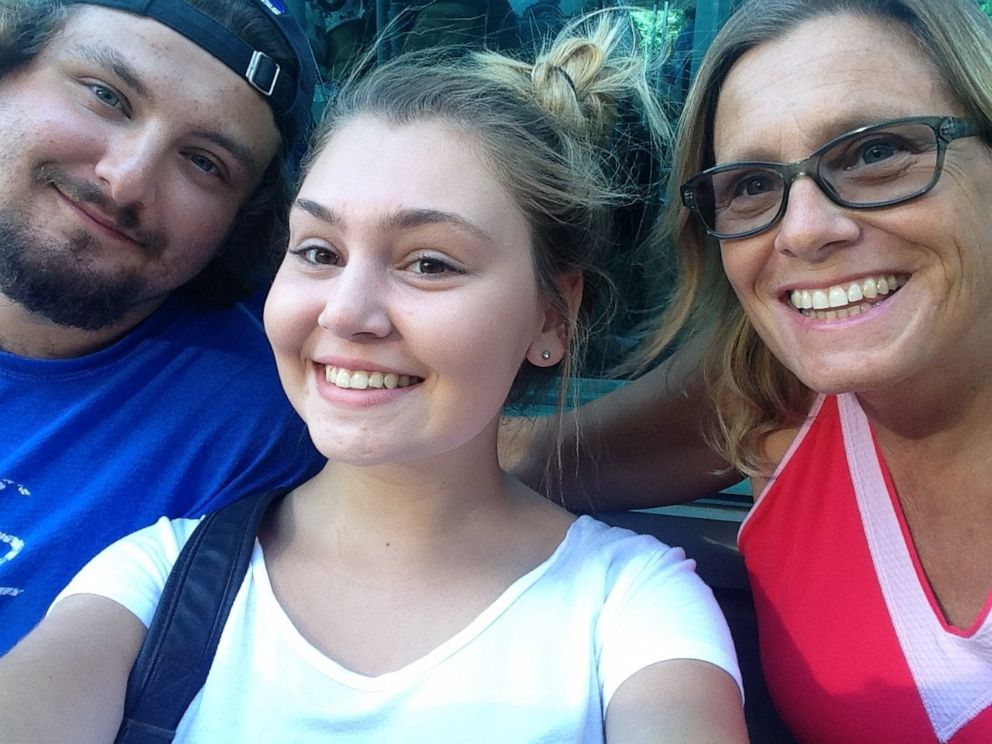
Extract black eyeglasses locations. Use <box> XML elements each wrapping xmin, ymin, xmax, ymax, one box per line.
<box><xmin>680</xmin><ymin>116</ymin><xmax>983</xmax><ymax>240</ymax></box>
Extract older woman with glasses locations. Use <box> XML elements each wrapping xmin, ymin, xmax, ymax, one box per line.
<box><xmin>512</xmin><ymin>0</ymin><xmax>992</xmax><ymax>741</ymax></box>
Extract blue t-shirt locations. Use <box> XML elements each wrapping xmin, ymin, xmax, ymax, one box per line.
<box><xmin>0</xmin><ymin>294</ymin><xmax>325</xmax><ymax>653</ymax></box>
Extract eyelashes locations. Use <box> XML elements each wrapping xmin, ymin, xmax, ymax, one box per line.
<box><xmin>288</xmin><ymin>244</ymin><xmax>465</xmax><ymax>277</ymax></box>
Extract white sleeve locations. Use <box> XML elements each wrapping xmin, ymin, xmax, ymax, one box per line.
<box><xmin>596</xmin><ymin>540</ymin><xmax>743</xmax><ymax>707</ymax></box>
<box><xmin>49</xmin><ymin>517</ymin><xmax>201</xmax><ymax>627</ymax></box>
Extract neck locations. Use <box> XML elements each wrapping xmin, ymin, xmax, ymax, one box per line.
<box><xmin>0</xmin><ymin>293</ymin><xmax>167</xmax><ymax>359</ymax></box>
<box><xmin>278</xmin><ymin>426</ymin><xmax>551</xmax><ymax>557</ymax></box>
<box><xmin>858</xmin><ymin>358</ymin><xmax>992</xmax><ymax>458</ymax></box>
<box><xmin>314</xmin><ymin>451</ymin><xmax>508</xmax><ymax>537</ymax></box>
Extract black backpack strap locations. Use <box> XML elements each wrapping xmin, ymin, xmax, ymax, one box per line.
<box><xmin>114</xmin><ymin>488</ymin><xmax>289</xmax><ymax>743</ymax></box>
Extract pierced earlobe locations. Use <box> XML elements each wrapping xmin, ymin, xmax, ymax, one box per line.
<box><xmin>528</xmin><ymin>344</ymin><xmax>562</xmax><ymax>367</ymax></box>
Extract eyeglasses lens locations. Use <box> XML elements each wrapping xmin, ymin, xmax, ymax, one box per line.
<box><xmin>690</xmin><ymin>121</ymin><xmax>941</xmax><ymax>238</ymax></box>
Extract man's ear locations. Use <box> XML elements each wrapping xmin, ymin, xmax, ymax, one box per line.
<box><xmin>526</xmin><ymin>272</ymin><xmax>583</xmax><ymax>367</ymax></box>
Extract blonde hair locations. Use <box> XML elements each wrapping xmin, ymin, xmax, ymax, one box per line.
<box><xmin>302</xmin><ymin>12</ymin><xmax>671</xmax><ymax>486</ymax></box>
<box><xmin>628</xmin><ymin>0</ymin><xmax>992</xmax><ymax>475</ymax></box>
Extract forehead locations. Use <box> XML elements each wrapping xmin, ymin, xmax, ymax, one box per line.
<box><xmin>299</xmin><ymin>116</ymin><xmax>530</xmax><ymax>244</ymax></box>
<box><xmin>53</xmin><ymin>6</ymin><xmax>280</xmax><ymax>163</ymax></box>
<box><xmin>712</xmin><ymin>13</ymin><xmax>961</xmax><ymax>162</ymax></box>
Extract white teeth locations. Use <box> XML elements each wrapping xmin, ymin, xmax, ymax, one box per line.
<box><xmin>804</xmin><ymin>303</ymin><xmax>869</xmax><ymax>320</ymax></box>
<box><xmin>828</xmin><ymin>286</ymin><xmax>848</xmax><ymax>309</ymax></box>
<box><xmin>323</xmin><ymin>365</ymin><xmax>418</xmax><ymax>390</ymax></box>
<box><xmin>350</xmin><ymin>371</ymin><xmax>369</xmax><ymax>390</ymax></box>
<box><xmin>789</xmin><ymin>274</ymin><xmax>905</xmax><ymax>312</ymax></box>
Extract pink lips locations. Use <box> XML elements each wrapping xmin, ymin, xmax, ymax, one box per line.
<box><xmin>313</xmin><ymin>369</ymin><xmax>421</xmax><ymax>410</ymax></box>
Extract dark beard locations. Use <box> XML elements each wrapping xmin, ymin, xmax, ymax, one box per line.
<box><xmin>0</xmin><ymin>208</ymin><xmax>153</xmax><ymax>331</ymax></box>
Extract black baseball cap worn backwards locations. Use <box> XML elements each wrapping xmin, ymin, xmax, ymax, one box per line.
<box><xmin>68</xmin><ymin>0</ymin><xmax>318</xmax><ymax>148</ymax></box>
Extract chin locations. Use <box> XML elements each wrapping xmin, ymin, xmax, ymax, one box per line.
<box><xmin>793</xmin><ymin>362</ymin><xmax>904</xmax><ymax>397</ymax></box>
<box><xmin>310</xmin><ymin>439</ymin><xmax>383</xmax><ymax>466</ymax></box>
<box><xmin>308</xmin><ymin>435</ymin><xmax>419</xmax><ymax>468</ymax></box>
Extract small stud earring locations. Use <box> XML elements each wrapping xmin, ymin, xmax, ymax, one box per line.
<box><xmin>541</xmin><ymin>350</ymin><xmax>551</xmax><ymax>360</ymax></box>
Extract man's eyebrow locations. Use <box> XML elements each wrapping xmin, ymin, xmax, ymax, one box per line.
<box><xmin>68</xmin><ymin>41</ymin><xmax>262</xmax><ymax>174</ymax></box>
<box><xmin>190</xmin><ymin>130</ymin><xmax>261</xmax><ymax>174</ymax></box>
<box><xmin>293</xmin><ymin>200</ymin><xmax>496</xmax><ymax>244</ymax></box>
<box><xmin>72</xmin><ymin>42</ymin><xmax>150</xmax><ymax>99</ymax></box>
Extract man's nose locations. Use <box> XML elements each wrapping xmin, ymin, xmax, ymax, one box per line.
<box><xmin>93</xmin><ymin>130</ymin><xmax>163</xmax><ymax>210</ymax></box>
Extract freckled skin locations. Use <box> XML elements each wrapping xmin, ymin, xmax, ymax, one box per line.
<box><xmin>714</xmin><ymin>13</ymin><xmax>992</xmax><ymax>403</ymax></box>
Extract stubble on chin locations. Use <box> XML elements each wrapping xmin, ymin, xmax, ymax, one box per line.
<box><xmin>0</xmin><ymin>207</ymin><xmax>151</xmax><ymax>331</ymax></box>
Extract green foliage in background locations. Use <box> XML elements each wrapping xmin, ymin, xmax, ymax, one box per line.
<box><xmin>629</xmin><ymin>6</ymin><xmax>687</xmax><ymax>64</ymax></box>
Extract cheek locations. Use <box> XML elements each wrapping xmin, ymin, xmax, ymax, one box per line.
<box><xmin>1</xmin><ymin>100</ymin><xmax>100</xmax><ymax>182</ymax></box>
<box><xmin>263</xmin><ymin>273</ymin><xmax>318</xmax><ymax>362</ymax></box>
<box><xmin>263</xmin><ymin>277</ymin><xmax>321</xmax><ymax>414</ymax></box>
<box><xmin>418</xmin><ymin>293</ymin><xmax>539</xmax><ymax>388</ymax></box>
<box><xmin>720</xmin><ymin>246</ymin><xmax>763</xmax><ymax>308</ymax></box>
<box><xmin>937</xmin><ymin>176</ymin><xmax>992</xmax><ymax>272</ymax></box>
<box><xmin>163</xmin><ymin>186</ymin><xmax>241</xmax><ymax>250</ymax></box>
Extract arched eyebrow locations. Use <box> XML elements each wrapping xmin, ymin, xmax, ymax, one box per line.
<box><xmin>68</xmin><ymin>41</ymin><xmax>261</xmax><ymax>174</ymax></box>
<box><xmin>293</xmin><ymin>199</ymin><xmax>496</xmax><ymax>244</ymax></box>
<box><xmin>294</xmin><ymin>198</ymin><xmax>339</xmax><ymax>225</ymax></box>
<box><xmin>383</xmin><ymin>208</ymin><xmax>495</xmax><ymax>243</ymax></box>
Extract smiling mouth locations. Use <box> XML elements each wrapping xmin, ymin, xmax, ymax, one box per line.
<box><xmin>324</xmin><ymin>364</ymin><xmax>423</xmax><ymax>390</ymax></box>
<box><xmin>54</xmin><ymin>187</ymin><xmax>145</xmax><ymax>247</ymax></box>
<box><xmin>788</xmin><ymin>274</ymin><xmax>908</xmax><ymax>319</ymax></box>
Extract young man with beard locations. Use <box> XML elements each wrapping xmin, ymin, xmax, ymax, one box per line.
<box><xmin>0</xmin><ymin>0</ymin><xmax>324</xmax><ymax>654</ymax></box>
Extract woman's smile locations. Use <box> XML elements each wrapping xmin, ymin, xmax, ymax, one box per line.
<box><xmin>786</xmin><ymin>273</ymin><xmax>907</xmax><ymax>319</ymax></box>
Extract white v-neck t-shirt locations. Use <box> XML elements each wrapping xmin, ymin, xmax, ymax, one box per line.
<box><xmin>58</xmin><ymin>514</ymin><xmax>741</xmax><ymax>743</ymax></box>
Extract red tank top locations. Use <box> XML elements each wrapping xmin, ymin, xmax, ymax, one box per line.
<box><xmin>739</xmin><ymin>394</ymin><xmax>992</xmax><ymax>743</ymax></box>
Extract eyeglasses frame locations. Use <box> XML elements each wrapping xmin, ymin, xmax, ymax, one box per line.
<box><xmin>680</xmin><ymin>115</ymin><xmax>984</xmax><ymax>241</ymax></box>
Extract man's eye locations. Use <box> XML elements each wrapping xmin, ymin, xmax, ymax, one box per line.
<box><xmin>189</xmin><ymin>153</ymin><xmax>220</xmax><ymax>176</ymax></box>
<box><xmin>89</xmin><ymin>83</ymin><xmax>123</xmax><ymax>110</ymax></box>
